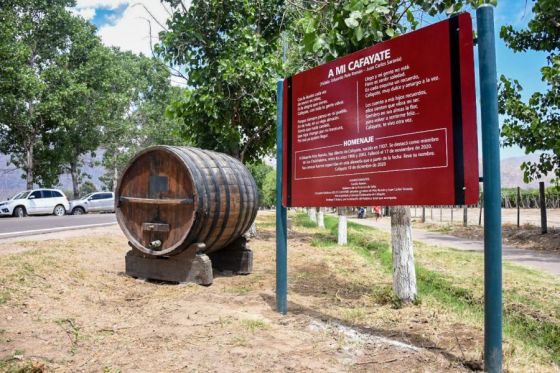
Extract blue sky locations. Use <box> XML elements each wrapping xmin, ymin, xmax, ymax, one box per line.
<box><xmin>91</xmin><ymin>3</ymin><xmax>127</xmax><ymax>27</ymax></box>
<box><xmin>86</xmin><ymin>1</ymin><xmax>546</xmax><ymax>160</ymax></box>
<box><xmin>488</xmin><ymin>2</ymin><xmax>547</xmax><ymax>159</ymax></box>
<box><xmin>426</xmin><ymin>2</ymin><xmax>547</xmax><ymax>159</ymax></box>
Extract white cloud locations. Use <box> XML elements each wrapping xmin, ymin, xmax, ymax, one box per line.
<box><xmin>71</xmin><ymin>7</ymin><xmax>96</xmax><ymax>20</ymax></box>
<box><xmin>97</xmin><ymin>0</ymin><xmax>173</xmax><ymax>55</ymax></box>
<box><xmin>75</xmin><ymin>0</ymin><xmax>127</xmax><ymax>10</ymax></box>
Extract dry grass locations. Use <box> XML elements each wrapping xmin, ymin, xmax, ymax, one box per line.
<box><xmin>301</xmin><ymin>212</ymin><xmax>560</xmax><ymax>372</ymax></box>
<box><xmin>0</xmin><ymin>213</ymin><xmax>558</xmax><ymax>372</ymax></box>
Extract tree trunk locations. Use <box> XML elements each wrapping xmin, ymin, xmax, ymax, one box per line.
<box><xmin>26</xmin><ymin>143</ymin><xmax>34</xmax><ymax>190</ymax></box>
<box><xmin>318</xmin><ymin>207</ymin><xmax>325</xmax><ymax>228</ymax></box>
<box><xmin>390</xmin><ymin>206</ymin><xmax>417</xmax><ymax>302</ymax></box>
<box><xmin>70</xmin><ymin>161</ymin><xmax>80</xmax><ymax>199</ymax></box>
<box><xmin>309</xmin><ymin>207</ymin><xmax>317</xmax><ymax>223</ymax></box>
<box><xmin>25</xmin><ymin>55</ymin><xmax>37</xmax><ymax>191</ymax></box>
<box><xmin>113</xmin><ymin>163</ymin><xmax>119</xmax><ymax>192</ymax></box>
<box><xmin>337</xmin><ymin>207</ymin><xmax>347</xmax><ymax>245</ymax></box>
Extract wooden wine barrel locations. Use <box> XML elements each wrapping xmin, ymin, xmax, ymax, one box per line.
<box><xmin>115</xmin><ymin>146</ymin><xmax>259</xmax><ymax>257</ymax></box>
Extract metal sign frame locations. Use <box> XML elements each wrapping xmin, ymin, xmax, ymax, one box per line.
<box><xmin>282</xmin><ymin>14</ymin><xmax>479</xmax><ymax>208</ymax></box>
<box><xmin>276</xmin><ymin>5</ymin><xmax>502</xmax><ymax>372</ymax></box>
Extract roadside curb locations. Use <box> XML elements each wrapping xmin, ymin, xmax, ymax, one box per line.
<box><xmin>0</xmin><ymin>222</ymin><xmax>117</xmax><ymax>241</ymax></box>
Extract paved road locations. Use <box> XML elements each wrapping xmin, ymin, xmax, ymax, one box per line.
<box><xmin>349</xmin><ymin>217</ymin><xmax>560</xmax><ymax>276</ymax></box>
<box><xmin>0</xmin><ymin>213</ymin><xmax>117</xmax><ymax>239</ymax></box>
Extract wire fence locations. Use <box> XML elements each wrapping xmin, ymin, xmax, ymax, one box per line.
<box><xmin>296</xmin><ymin>183</ymin><xmax>560</xmax><ymax>231</ymax></box>
<box><xmin>410</xmin><ymin>183</ymin><xmax>559</xmax><ymax>230</ymax></box>
<box><xmin>410</xmin><ymin>205</ymin><xmax>559</xmax><ymax>230</ymax></box>
<box><xmin>500</xmin><ymin>189</ymin><xmax>560</xmax><ymax>209</ymax></box>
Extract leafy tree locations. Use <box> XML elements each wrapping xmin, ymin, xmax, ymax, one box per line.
<box><xmin>499</xmin><ymin>0</ymin><xmax>559</xmax><ymax>184</ymax></box>
<box><xmin>247</xmin><ymin>162</ymin><xmax>274</xmax><ymax>207</ymax></box>
<box><xmin>79</xmin><ymin>180</ymin><xmax>98</xmax><ymax>197</ymax></box>
<box><xmin>0</xmin><ymin>1</ymin><xmax>185</xmax><ymax>194</ymax></box>
<box><xmin>42</xmin><ymin>18</ymin><xmax>126</xmax><ymax>198</ymax></box>
<box><xmin>0</xmin><ymin>0</ymin><xmax>77</xmax><ymax>188</ymax></box>
<box><xmin>262</xmin><ymin>168</ymin><xmax>277</xmax><ymax>208</ymax></box>
<box><xmin>285</xmin><ymin>0</ymin><xmax>491</xmax><ymax>73</ymax></box>
<box><xmin>157</xmin><ymin>0</ymin><xmax>284</xmax><ymax>163</ymax></box>
<box><xmin>100</xmin><ymin>52</ymin><xmax>185</xmax><ymax>191</ymax></box>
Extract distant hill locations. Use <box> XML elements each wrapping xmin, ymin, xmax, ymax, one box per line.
<box><xmin>499</xmin><ymin>154</ymin><xmax>555</xmax><ymax>189</ymax></box>
<box><xmin>0</xmin><ymin>151</ymin><xmax>555</xmax><ymax>200</ymax></box>
<box><xmin>0</xmin><ymin>152</ymin><xmax>107</xmax><ymax>200</ymax></box>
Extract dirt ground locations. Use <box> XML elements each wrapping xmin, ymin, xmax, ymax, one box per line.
<box><xmin>0</xmin><ymin>212</ymin><xmax>506</xmax><ymax>372</ymax></box>
<box><xmin>414</xmin><ymin>219</ymin><xmax>560</xmax><ymax>252</ymax></box>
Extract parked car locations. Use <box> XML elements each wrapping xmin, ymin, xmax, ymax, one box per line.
<box><xmin>0</xmin><ymin>189</ymin><xmax>70</xmax><ymax>217</ymax></box>
<box><xmin>69</xmin><ymin>192</ymin><xmax>115</xmax><ymax>215</ymax></box>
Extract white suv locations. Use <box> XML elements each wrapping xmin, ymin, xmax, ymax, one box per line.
<box><xmin>69</xmin><ymin>192</ymin><xmax>115</xmax><ymax>215</ymax></box>
<box><xmin>0</xmin><ymin>189</ymin><xmax>70</xmax><ymax>217</ymax></box>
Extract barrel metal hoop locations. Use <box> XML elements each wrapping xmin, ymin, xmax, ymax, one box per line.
<box><xmin>247</xmin><ymin>169</ymin><xmax>260</xmax><ymax>231</ymax></box>
<box><xmin>203</xmin><ymin>150</ymin><xmax>231</xmax><ymax>250</ymax></box>
<box><xmin>173</xmin><ymin>147</ymin><xmax>207</xmax><ymax>242</ymax></box>
<box><xmin>221</xmin><ymin>156</ymin><xmax>247</xmax><ymax>248</ymax></box>
<box><xmin>186</xmin><ymin>147</ymin><xmax>222</xmax><ymax>247</ymax></box>
<box><xmin>118</xmin><ymin>196</ymin><xmax>194</xmax><ymax>205</ymax></box>
<box><xmin>239</xmin><ymin>168</ymin><xmax>258</xmax><ymax>235</ymax></box>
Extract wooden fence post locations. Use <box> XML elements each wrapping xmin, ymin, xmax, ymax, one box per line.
<box><xmin>516</xmin><ymin>186</ymin><xmax>520</xmax><ymax>228</ymax></box>
<box><xmin>539</xmin><ymin>181</ymin><xmax>547</xmax><ymax>234</ymax></box>
<box><xmin>479</xmin><ymin>195</ymin><xmax>483</xmax><ymax>226</ymax></box>
<box><xmin>463</xmin><ymin>205</ymin><xmax>468</xmax><ymax>227</ymax></box>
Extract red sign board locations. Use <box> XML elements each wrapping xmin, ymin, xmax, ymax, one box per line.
<box><xmin>282</xmin><ymin>14</ymin><xmax>479</xmax><ymax>207</ymax></box>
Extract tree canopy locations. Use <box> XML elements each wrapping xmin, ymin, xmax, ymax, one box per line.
<box><xmin>284</xmin><ymin>0</ymin><xmax>492</xmax><ymax>73</ymax></box>
<box><xmin>0</xmin><ymin>0</ymin><xmax>77</xmax><ymax>188</ymax></box>
<box><xmin>157</xmin><ymin>0</ymin><xmax>285</xmax><ymax>163</ymax></box>
<box><xmin>100</xmin><ymin>51</ymin><xmax>185</xmax><ymax>191</ymax></box>
<box><xmin>42</xmin><ymin>18</ymin><xmax>122</xmax><ymax>197</ymax></box>
<box><xmin>499</xmin><ymin>0</ymin><xmax>559</xmax><ymax>184</ymax></box>
<box><xmin>0</xmin><ymin>1</ymin><xmax>183</xmax><ymax>193</ymax></box>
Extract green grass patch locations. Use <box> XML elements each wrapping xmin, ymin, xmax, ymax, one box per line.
<box><xmin>241</xmin><ymin>319</ymin><xmax>269</xmax><ymax>333</ymax></box>
<box><xmin>224</xmin><ymin>285</ymin><xmax>253</xmax><ymax>295</ymax></box>
<box><xmin>55</xmin><ymin>318</ymin><xmax>80</xmax><ymax>354</ymax></box>
<box><xmin>294</xmin><ymin>212</ymin><xmax>560</xmax><ymax>365</ymax></box>
<box><xmin>294</xmin><ymin>213</ymin><xmax>318</xmax><ymax>228</ymax></box>
<box><xmin>256</xmin><ymin>221</ymin><xmax>276</xmax><ymax>229</ymax></box>
<box><xmin>0</xmin><ymin>289</ymin><xmax>10</xmax><ymax>305</ymax></box>
<box><xmin>340</xmin><ymin>307</ymin><xmax>367</xmax><ymax>322</ymax></box>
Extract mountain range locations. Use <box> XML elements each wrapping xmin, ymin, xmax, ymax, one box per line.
<box><xmin>0</xmin><ymin>152</ymin><xmax>106</xmax><ymax>200</ymax></box>
<box><xmin>0</xmin><ymin>152</ymin><xmax>554</xmax><ymax>200</ymax></box>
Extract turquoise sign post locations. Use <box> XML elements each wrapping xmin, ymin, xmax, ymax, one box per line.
<box><xmin>477</xmin><ymin>5</ymin><xmax>503</xmax><ymax>372</ymax></box>
<box><xmin>276</xmin><ymin>80</ymin><xmax>288</xmax><ymax>315</ymax></box>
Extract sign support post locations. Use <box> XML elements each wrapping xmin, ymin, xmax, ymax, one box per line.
<box><xmin>276</xmin><ymin>80</ymin><xmax>288</xmax><ymax>315</ymax></box>
<box><xmin>477</xmin><ymin>5</ymin><xmax>502</xmax><ymax>372</ymax></box>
